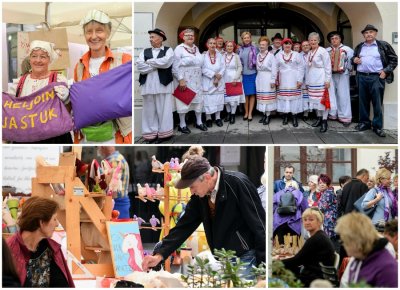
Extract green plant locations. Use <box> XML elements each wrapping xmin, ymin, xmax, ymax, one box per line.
<box><xmin>181</xmin><ymin>248</ymin><xmax>265</xmax><ymax>288</ymax></box>
<box><xmin>270</xmin><ymin>260</ymin><xmax>303</xmax><ymax>288</ymax></box>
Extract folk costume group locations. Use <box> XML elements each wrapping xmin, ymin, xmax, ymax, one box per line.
<box><xmin>136</xmin><ymin>24</ymin><xmax>397</xmax><ymax>143</ymax></box>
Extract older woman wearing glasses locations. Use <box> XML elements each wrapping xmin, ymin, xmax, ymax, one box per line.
<box><xmin>277</xmin><ymin>207</ymin><xmax>335</xmax><ymax>287</ymax></box>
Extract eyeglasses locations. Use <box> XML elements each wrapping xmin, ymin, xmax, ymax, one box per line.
<box><xmin>184</xmin><ymin>34</ymin><xmax>194</xmax><ymax>37</ymax></box>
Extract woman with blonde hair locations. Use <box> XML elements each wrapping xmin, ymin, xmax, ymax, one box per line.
<box><xmin>278</xmin><ymin>207</ymin><xmax>335</xmax><ymax>287</ymax></box>
<box><xmin>336</xmin><ymin>212</ymin><xmax>397</xmax><ymax>287</ymax></box>
<box><xmin>256</xmin><ymin>36</ymin><xmax>277</xmax><ymax>125</ymax></box>
<box><xmin>237</xmin><ymin>31</ymin><xmax>258</xmax><ymax>121</ymax></box>
<box><xmin>362</xmin><ymin>168</ymin><xmax>397</xmax><ymax>225</ymax></box>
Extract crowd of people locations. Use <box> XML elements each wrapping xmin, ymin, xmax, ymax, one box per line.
<box><xmin>273</xmin><ymin>165</ymin><xmax>398</xmax><ymax>287</ymax></box>
<box><xmin>137</xmin><ymin>24</ymin><xmax>397</xmax><ymax>143</ymax></box>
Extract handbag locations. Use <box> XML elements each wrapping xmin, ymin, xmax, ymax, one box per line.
<box><xmin>353</xmin><ymin>189</ymin><xmax>378</xmax><ymax>218</ymax></box>
<box><xmin>225</xmin><ymin>82</ymin><xmax>244</xmax><ymax>96</ymax></box>
<box><xmin>173</xmin><ymin>86</ymin><xmax>196</xmax><ymax>105</ymax></box>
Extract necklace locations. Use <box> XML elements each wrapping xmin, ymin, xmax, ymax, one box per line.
<box><xmin>282</xmin><ymin>51</ymin><xmax>293</xmax><ymax>64</ymax></box>
<box><xmin>183</xmin><ymin>45</ymin><xmax>197</xmax><ymax>55</ymax></box>
<box><xmin>209</xmin><ymin>52</ymin><xmax>216</xmax><ymax>64</ymax></box>
<box><xmin>258</xmin><ymin>51</ymin><xmax>268</xmax><ymax>63</ymax></box>
<box><xmin>225</xmin><ymin>53</ymin><xmax>234</xmax><ymax>65</ymax></box>
<box><xmin>308</xmin><ymin>47</ymin><xmax>319</xmax><ymax>66</ymax></box>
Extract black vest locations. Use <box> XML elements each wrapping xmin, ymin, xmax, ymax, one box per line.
<box><xmin>138</xmin><ymin>46</ymin><xmax>173</xmax><ymax>86</ymax></box>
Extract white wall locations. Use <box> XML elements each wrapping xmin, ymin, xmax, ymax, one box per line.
<box><xmin>357</xmin><ymin>148</ymin><xmax>397</xmax><ymax>177</ymax></box>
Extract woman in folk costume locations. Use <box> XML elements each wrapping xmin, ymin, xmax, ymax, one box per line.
<box><xmin>172</xmin><ymin>29</ymin><xmax>205</xmax><ymax>133</ymax></box>
<box><xmin>74</xmin><ymin>9</ymin><xmax>132</xmax><ymax>144</ymax></box>
<box><xmin>202</xmin><ymin>38</ymin><xmax>226</xmax><ymax>128</ymax></box>
<box><xmin>223</xmin><ymin>40</ymin><xmax>244</xmax><ymax>124</ymax></box>
<box><xmin>305</xmin><ymin>32</ymin><xmax>336</xmax><ymax>133</ymax></box>
<box><xmin>300</xmin><ymin>40</ymin><xmax>311</xmax><ymax>121</ymax></box>
<box><xmin>7</xmin><ymin>40</ymin><xmax>72</xmax><ymax>144</ymax></box>
<box><xmin>238</xmin><ymin>31</ymin><xmax>258</xmax><ymax>121</ymax></box>
<box><xmin>256</xmin><ymin>36</ymin><xmax>277</xmax><ymax>125</ymax></box>
<box><xmin>276</xmin><ymin>38</ymin><xmax>305</xmax><ymax>127</ymax></box>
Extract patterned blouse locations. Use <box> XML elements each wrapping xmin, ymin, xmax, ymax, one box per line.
<box><xmin>318</xmin><ymin>187</ymin><xmax>337</xmax><ymax>239</ymax></box>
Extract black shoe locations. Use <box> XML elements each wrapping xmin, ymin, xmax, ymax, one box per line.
<box><xmin>282</xmin><ymin>114</ymin><xmax>288</xmax><ymax>125</ymax></box>
<box><xmin>302</xmin><ymin>115</ymin><xmax>309</xmax><ymax>121</ymax></box>
<box><xmin>263</xmin><ymin>115</ymin><xmax>271</xmax><ymax>125</ymax></box>
<box><xmin>259</xmin><ymin>115</ymin><xmax>267</xmax><ymax>123</ymax></box>
<box><xmin>216</xmin><ymin>119</ymin><xmax>223</xmax><ymax>127</ymax></box>
<box><xmin>343</xmin><ymin>122</ymin><xmax>351</xmax><ymax>127</ymax></box>
<box><xmin>248</xmin><ymin>116</ymin><xmax>253</xmax><ymax>122</ymax></box>
<box><xmin>355</xmin><ymin>123</ymin><xmax>371</xmax><ymax>131</ymax></box>
<box><xmin>230</xmin><ymin>114</ymin><xmax>236</xmax><ymax>124</ymax></box>
<box><xmin>224</xmin><ymin>113</ymin><xmax>231</xmax><ymax>122</ymax></box>
<box><xmin>178</xmin><ymin>126</ymin><xmax>191</xmax><ymax>134</ymax></box>
<box><xmin>144</xmin><ymin>138</ymin><xmax>157</xmax><ymax>144</ymax></box>
<box><xmin>154</xmin><ymin>136</ymin><xmax>173</xmax><ymax>144</ymax></box>
<box><xmin>243</xmin><ymin>116</ymin><xmax>248</xmax><ymax>121</ymax></box>
<box><xmin>312</xmin><ymin>117</ymin><xmax>322</xmax><ymax>127</ymax></box>
<box><xmin>206</xmin><ymin>119</ymin><xmax>213</xmax><ymax>128</ymax></box>
<box><xmin>373</xmin><ymin>128</ymin><xmax>386</xmax><ymax>137</ymax></box>
<box><xmin>320</xmin><ymin>120</ymin><xmax>328</xmax><ymax>133</ymax></box>
<box><xmin>195</xmin><ymin>123</ymin><xmax>208</xmax><ymax>131</ymax></box>
<box><xmin>292</xmin><ymin>115</ymin><xmax>298</xmax><ymax>127</ymax></box>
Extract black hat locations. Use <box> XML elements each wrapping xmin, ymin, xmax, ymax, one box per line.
<box><xmin>361</xmin><ymin>24</ymin><xmax>378</xmax><ymax>34</ymax></box>
<box><xmin>272</xmin><ymin>33</ymin><xmax>283</xmax><ymax>41</ymax></box>
<box><xmin>175</xmin><ymin>156</ymin><xmax>211</xmax><ymax>189</ymax></box>
<box><xmin>148</xmin><ymin>28</ymin><xmax>167</xmax><ymax>41</ymax></box>
<box><xmin>327</xmin><ymin>31</ymin><xmax>344</xmax><ymax>43</ymax></box>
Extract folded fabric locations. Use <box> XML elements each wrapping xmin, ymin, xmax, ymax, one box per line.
<box><xmin>225</xmin><ymin>82</ymin><xmax>244</xmax><ymax>96</ymax></box>
<box><xmin>173</xmin><ymin>86</ymin><xmax>196</xmax><ymax>105</ymax></box>
<box><xmin>2</xmin><ymin>82</ymin><xmax>73</xmax><ymax>142</ymax></box>
<box><xmin>70</xmin><ymin>61</ymin><xmax>132</xmax><ymax>129</ymax></box>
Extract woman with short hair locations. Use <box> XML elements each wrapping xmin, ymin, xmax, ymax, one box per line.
<box><xmin>237</xmin><ymin>31</ymin><xmax>258</xmax><ymax>121</ymax></box>
<box><xmin>277</xmin><ymin>207</ymin><xmax>335</xmax><ymax>287</ymax></box>
<box><xmin>362</xmin><ymin>168</ymin><xmax>397</xmax><ymax>225</ymax></box>
<box><xmin>202</xmin><ymin>38</ymin><xmax>225</xmax><ymax>128</ymax></box>
<box><xmin>173</xmin><ymin>28</ymin><xmax>206</xmax><ymax>133</ymax></box>
<box><xmin>255</xmin><ymin>36</ymin><xmax>277</xmax><ymax>125</ymax></box>
<box><xmin>306</xmin><ymin>32</ymin><xmax>334</xmax><ymax>133</ymax></box>
<box><xmin>6</xmin><ymin>197</ymin><xmax>74</xmax><ymax>287</ymax></box>
<box><xmin>336</xmin><ymin>212</ymin><xmax>398</xmax><ymax>287</ymax></box>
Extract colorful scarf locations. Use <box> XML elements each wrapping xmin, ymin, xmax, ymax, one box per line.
<box><xmin>240</xmin><ymin>43</ymin><xmax>257</xmax><ymax>70</ymax></box>
<box><xmin>378</xmin><ymin>185</ymin><xmax>397</xmax><ymax>221</ymax></box>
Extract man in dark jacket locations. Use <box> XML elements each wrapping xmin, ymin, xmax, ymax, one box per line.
<box><xmin>338</xmin><ymin>168</ymin><xmax>369</xmax><ymax>217</ymax></box>
<box><xmin>142</xmin><ymin>156</ymin><xmax>266</xmax><ymax>276</ymax></box>
<box><xmin>273</xmin><ymin>165</ymin><xmax>304</xmax><ymax>193</ymax></box>
<box><xmin>351</xmin><ymin>24</ymin><xmax>398</xmax><ymax>137</ymax></box>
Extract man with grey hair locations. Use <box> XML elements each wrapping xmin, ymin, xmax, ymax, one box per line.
<box><xmin>142</xmin><ymin>156</ymin><xmax>265</xmax><ymax>277</ymax></box>
<box><xmin>137</xmin><ymin>28</ymin><xmax>174</xmax><ymax>143</ymax></box>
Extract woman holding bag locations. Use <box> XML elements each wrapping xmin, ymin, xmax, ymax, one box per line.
<box><xmin>223</xmin><ymin>40</ymin><xmax>243</xmax><ymax>124</ymax></box>
<box><xmin>6</xmin><ymin>40</ymin><xmax>72</xmax><ymax>144</ymax></box>
<box><xmin>362</xmin><ymin>168</ymin><xmax>397</xmax><ymax>225</ymax></box>
<box><xmin>74</xmin><ymin>9</ymin><xmax>132</xmax><ymax>144</ymax></box>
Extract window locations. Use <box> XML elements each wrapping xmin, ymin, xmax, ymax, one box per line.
<box><xmin>274</xmin><ymin>146</ymin><xmax>356</xmax><ymax>185</ymax></box>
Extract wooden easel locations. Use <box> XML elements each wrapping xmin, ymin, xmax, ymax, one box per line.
<box><xmin>31</xmin><ymin>150</ymin><xmax>114</xmax><ymax>277</ymax></box>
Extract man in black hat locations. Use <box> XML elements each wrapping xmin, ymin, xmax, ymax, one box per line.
<box><xmin>326</xmin><ymin>31</ymin><xmax>354</xmax><ymax>127</ymax></box>
<box><xmin>351</xmin><ymin>24</ymin><xmax>398</xmax><ymax>137</ymax></box>
<box><xmin>270</xmin><ymin>33</ymin><xmax>283</xmax><ymax>55</ymax></box>
<box><xmin>136</xmin><ymin>28</ymin><xmax>174</xmax><ymax>143</ymax></box>
<box><xmin>142</xmin><ymin>156</ymin><xmax>266</xmax><ymax>277</ymax></box>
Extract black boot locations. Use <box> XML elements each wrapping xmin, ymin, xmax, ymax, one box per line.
<box><xmin>230</xmin><ymin>114</ymin><xmax>236</xmax><ymax>124</ymax></box>
<box><xmin>312</xmin><ymin>117</ymin><xmax>322</xmax><ymax>127</ymax></box>
<box><xmin>282</xmin><ymin>114</ymin><xmax>288</xmax><ymax>125</ymax></box>
<box><xmin>263</xmin><ymin>115</ymin><xmax>271</xmax><ymax>125</ymax></box>
<box><xmin>224</xmin><ymin>113</ymin><xmax>231</xmax><ymax>122</ymax></box>
<box><xmin>259</xmin><ymin>114</ymin><xmax>266</xmax><ymax>123</ymax></box>
<box><xmin>320</xmin><ymin>120</ymin><xmax>328</xmax><ymax>132</ymax></box>
<box><xmin>292</xmin><ymin>114</ymin><xmax>298</xmax><ymax>127</ymax></box>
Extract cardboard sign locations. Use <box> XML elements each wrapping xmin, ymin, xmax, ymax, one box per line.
<box><xmin>2</xmin><ymin>82</ymin><xmax>73</xmax><ymax>142</ymax></box>
<box><xmin>106</xmin><ymin>221</ymin><xmax>144</xmax><ymax>278</ymax></box>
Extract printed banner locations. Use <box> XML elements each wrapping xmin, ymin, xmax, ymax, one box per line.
<box><xmin>70</xmin><ymin>61</ymin><xmax>132</xmax><ymax>129</ymax></box>
<box><xmin>2</xmin><ymin>82</ymin><xmax>73</xmax><ymax>142</ymax></box>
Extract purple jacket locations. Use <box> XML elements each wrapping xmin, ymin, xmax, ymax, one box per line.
<box><xmin>273</xmin><ymin>187</ymin><xmax>308</xmax><ymax>234</ymax></box>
